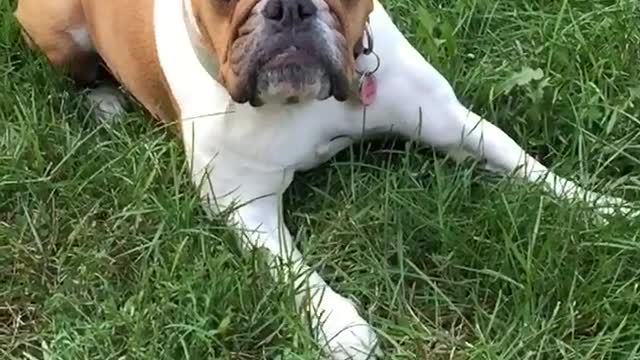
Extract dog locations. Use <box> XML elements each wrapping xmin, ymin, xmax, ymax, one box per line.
<box><xmin>15</xmin><ymin>0</ymin><xmax>636</xmax><ymax>358</ymax></box>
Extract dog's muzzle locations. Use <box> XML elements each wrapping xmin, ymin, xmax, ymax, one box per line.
<box><xmin>231</xmin><ymin>0</ymin><xmax>349</xmax><ymax>106</ymax></box>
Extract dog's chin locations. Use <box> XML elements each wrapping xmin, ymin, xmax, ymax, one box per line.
<box><xmin>251</xmin><ymin>65</ymin><xmax>330</xmax><ymax>106</ymax></box>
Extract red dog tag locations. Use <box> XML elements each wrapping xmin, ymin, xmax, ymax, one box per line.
<box><xmin>359</xmin><ymin>73</ymin><xmax>377</xmax><ymax>106</ymax></box>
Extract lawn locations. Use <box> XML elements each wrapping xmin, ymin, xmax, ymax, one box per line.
<box><xmin>2</xmin><ymin>0</ymin><xmax>640</xmax><ymax>359</ymax></box>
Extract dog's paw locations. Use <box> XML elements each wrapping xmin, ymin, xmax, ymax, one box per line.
<box><xmin>85</xmin><ymin>85</ymin><xmax>128</xmax><ymax>121</ymax></box>
<box><xmin>597</xmin><ymin>198</ymin><xmax>639</xmax><ymax>218</ymax></box>
<box><xmin>585</xmin><ymin>193</ymin><xmax>640</xmax><ymax>222</ymax></box>
<box><xmin>312</xmin><ymin>291</ymin><xmax>380</xmax><ymax>360</ymax></box>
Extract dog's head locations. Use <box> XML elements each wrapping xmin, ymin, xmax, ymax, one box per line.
<box><xmin>190</xmin><ymin>0</ymin><xmax>373</xmax><ymax>106</ymax></box>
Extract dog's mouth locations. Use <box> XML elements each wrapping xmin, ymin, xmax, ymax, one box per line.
<box><xmin>263</xmin><ymin>46</ymin><xmax>316</xmax><ymax>68</ymax></box>
<box><xmin>246</xmin><ymin>45</ymin><xmax>348</xmax><ymax>106</ymax></box>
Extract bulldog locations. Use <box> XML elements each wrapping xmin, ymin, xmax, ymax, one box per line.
<box><xmin>15</xmin><ymin>0</ymin><xmax>637</xmax><ymax>358</ymax></box>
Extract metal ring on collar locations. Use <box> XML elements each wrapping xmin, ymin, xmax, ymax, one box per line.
<box><xmin>356</xmin><ymin>50</ymin><xmax>380</xmax><ymax>76</ymax></box>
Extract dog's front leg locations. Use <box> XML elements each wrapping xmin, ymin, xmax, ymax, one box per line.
<box><xmin>367</xmin><ymin>5</ymin><xmax>635</xmax><ymax>217</ymax></box>
<box><xmin>187</xmin><ymin>150</ymin><xmax>379</xmax><ymax>359</ymax></box>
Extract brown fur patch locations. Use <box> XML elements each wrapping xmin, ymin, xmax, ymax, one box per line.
<box><xmin>15</xmin><ymin>0</ymin><xmax>180</xmax><ymax>126</ymax></box>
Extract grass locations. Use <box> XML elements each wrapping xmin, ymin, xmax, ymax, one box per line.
<box><xmin>2</xmin><ymin>0</ymin><xmax>640</xmax><ymax>358</ymax></box>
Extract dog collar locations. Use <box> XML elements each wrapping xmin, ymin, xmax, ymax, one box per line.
<box><xmin>353</xmin><ymin>20</ymin><xmax>379</xmax><ymax>106</ymax></box>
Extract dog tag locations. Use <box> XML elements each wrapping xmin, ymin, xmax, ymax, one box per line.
<box><xmin>359</xmin><ymin>73</ymin><xmax>377</xmax><ymax>106</ymax></box>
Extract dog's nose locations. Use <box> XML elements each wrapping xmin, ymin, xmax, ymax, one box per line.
<box><xmin>263</xmin><ymin>0</ymin><xmax>317</xmax><ymax>27</ymax></box>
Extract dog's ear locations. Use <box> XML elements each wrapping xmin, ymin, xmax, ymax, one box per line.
<box><xmin>326</xmin><ymin>0</ymin><xmax>374</xmax><ymax>66</ymax></box>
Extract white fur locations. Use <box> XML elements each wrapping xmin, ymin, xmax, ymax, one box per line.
<box><xmin>85</xmin><ymin>85</ymin><xmax>127</xmax><ymax>121</ymax></box>
<box><xmin>153</xmin><ymin>0</ymin><xmax>637</xmax><ymax>358</ymax></box>
<box><xmin>66</xmin><ymin>26</ymin><xmax>126</xmax><ymax>122</ymax></box>
<box><xmin>67</xmin><ymin>26</ymin><xmax>93</xmax><ymax>52</ymax></box>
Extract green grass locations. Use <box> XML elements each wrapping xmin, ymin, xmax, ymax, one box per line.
<box><xmin>2</xmin><ymin>0</ymin><xmax>640</xmax><ymax>358</ymax></box>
